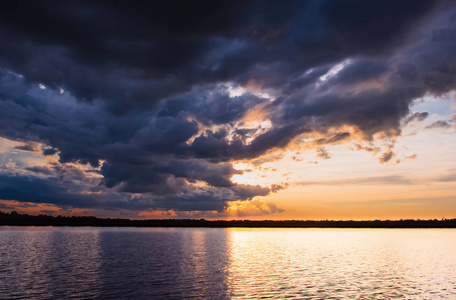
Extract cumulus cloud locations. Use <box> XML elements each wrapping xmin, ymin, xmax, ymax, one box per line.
<box><xmin>0</xmin><ymin>1</ymin><xmax>456</xmax><ymax>214</ymax></box>
<box><xmin>425</xmin><ymin>120</ymin><xmax>451</xmax><ymax>130</ymax></box>
<box><xmin>425</xmin><ymin>113</ymin><xmax>456</xmax><ymax>130</ymax></box>
<box><xmin>226</xmin><ymin>199</ymin><xmax>286</xmax><ymax>217</ymax></box>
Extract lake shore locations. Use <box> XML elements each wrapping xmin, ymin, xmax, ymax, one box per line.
<box><xmin>1</xmin><ymin>211</ymin><xmax>456</xmax><ymax>228</ymax></box>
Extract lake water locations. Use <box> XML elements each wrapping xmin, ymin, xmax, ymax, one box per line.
<box><xmin>1</xmin><ymin>227</ymin><xmax>455</xmax><ymax>299</ymax></box>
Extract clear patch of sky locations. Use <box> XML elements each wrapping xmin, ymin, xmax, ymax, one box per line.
<box><xmin>411</xmin><ymin>92</ymin><xmax>456</xmax><ymax>118</ymax></box>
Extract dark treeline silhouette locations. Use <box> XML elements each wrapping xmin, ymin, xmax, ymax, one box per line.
<box><xmin>1</xmin><ymin>211</ymin><xmax>456</xmax><ymax>228</ymax></box>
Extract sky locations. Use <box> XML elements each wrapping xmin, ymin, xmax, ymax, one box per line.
<box><xmin>0</xmin><ymin>0</ymin><xmax>456</xmax><ymax>220</ymax></box>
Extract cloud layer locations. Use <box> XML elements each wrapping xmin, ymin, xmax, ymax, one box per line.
<box><xmin>0</xmin><ymin>0</ymin><xmax>456</xmax><ymax>216</ymax></box>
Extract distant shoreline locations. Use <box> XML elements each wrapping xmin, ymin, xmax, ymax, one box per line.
<box><xmin>1</xmin><ymin>211</ymin><xmax>456</xmax><ymax>228</ymax></box>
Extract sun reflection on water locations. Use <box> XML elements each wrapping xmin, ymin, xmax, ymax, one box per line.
<box><xmin>225</xmin><ymin>228</ymin><xmax>456</xmax><ymax>299</ymax></box>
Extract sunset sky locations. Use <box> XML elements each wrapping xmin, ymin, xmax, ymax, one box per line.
<box><xmin>0</xmin><ymin>0</ymin><xmax>455</xmax><ymax>220</ymax></box>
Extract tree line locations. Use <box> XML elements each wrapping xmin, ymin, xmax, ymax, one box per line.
<box><xmin>1</xmin><ymin>211</ymin><xmax>456</xmax><ymax>228</ymax></box>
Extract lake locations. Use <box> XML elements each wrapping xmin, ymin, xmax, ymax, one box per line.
<box><xmin>1</xmin><ymin>227</ymin><xmax>455</xmax><ymax>299</ymax></box>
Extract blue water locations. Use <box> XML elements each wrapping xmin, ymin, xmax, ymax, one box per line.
<box><xmin>1</xmin><ymin>227</ymin><xmax>455</xmax><ymax>299</ymax></box>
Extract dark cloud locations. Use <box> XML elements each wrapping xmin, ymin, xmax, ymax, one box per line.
<box><xmin>0</xmin><ymin>174</ymin><xmax>79</xmax><ymax>206</ymax></box>
<box><xmin>316</xmin><ymin>132</ymin><xmax>351</xmax><ymax>145</ymax></box>
<box><xmin>165</xmin><ymin>160</ymin><xmax>241</xmax><ymax>187</ymax></box>
<box><xmin>0</xmin><ymin>71</ymin><xmax>279</xmax><ymax>211</ymax></box>
<box><xmin>331</xmin><ymin>60</ymin><xmax>389</xmax><ymax>85</ymax></box>
<box><xmin>403</xmin><ymin>112</ymin><xmax>429</xmax><ymax>124</ymax></box>
<box><xmin>0</xmin><ymin>203</ymin><xmax>14</xmax><ymax>210</ymax></box>
<box><xmin>0</xmin><ymin>0</ymin><xmax>443</xmax><ymax>110</ymax></box>
<box><xmin>42</xmin><ymin>148</ymin><xmax>59</xmax><ymax>156</ymax></box>
<box><xmin>378</xmin><ymin>150</ymin><xmax>395</xmax><ymax>164</ymax></box>
<box><xmin>0</xmin><ymin>173</ymin><xmax>276</xmax><ymax>212</ymax></box>
<box><xmin>0</xmin><ymin>1</ymin><xmax>455</xmax><ymax>213</ymax></box>
<box><xmin>13</xmin><ymin>143</ymin><xmax>38</xmax><ymax>152</ymax></box>
<box><xmin>159</xmin><ymin>88</ymin><xmax>268</xmax><ymax>126</ymax></box>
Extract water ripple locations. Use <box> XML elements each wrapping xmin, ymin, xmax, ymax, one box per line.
<box><xmin>1</xmin><ymin>227</ymin><xmax>455</xmax><ymax>299</ymax></box>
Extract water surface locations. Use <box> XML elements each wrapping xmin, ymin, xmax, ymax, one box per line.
<box><xmin>1</xmin><ymin>227</ymin><xmax>455</xmax><ymax>299</ymax></box>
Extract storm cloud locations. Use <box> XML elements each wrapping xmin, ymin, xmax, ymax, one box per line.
<box><xmin>0</xmin><ymin>0</ymin><xmax>456</xmax><ymax>214</ymax></box>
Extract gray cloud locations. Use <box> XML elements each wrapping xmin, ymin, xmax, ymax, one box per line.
<box><xmin>435</xmin><ymin>169</ymin><xmax>456</xmax><ymax>182</ymax></box>
<box><xmin>13</xmin><ymin>143</ymin><xmax>38</xmax><ymax>152</ymax></box>
<box><xmin>25</xmin><ymin>166</ymin><xmax>53</xmax><ymax>175</ymax></box>
<box><xmin>378</xmin><ymin>150</ymin><xmax>395</xmax><ymax>164</ymax></box>
<box><xmin>425</xmin><ymin>120</ymin><xmax>451</xmax><ymax>129</ymax></box>
<box><xmin>316</xmin><ymin>147</ymin><xmax>331</xmax><ymax>160</ymax></box>
<box><xmin>296</xmin><ymin>175</ymin><xmax>415</xmax><ymax>186</ymax></box>
<box><xmin>403</xmin><ymin>112</ymin><xmax>429</xmax><ymax>124</ymax></box>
